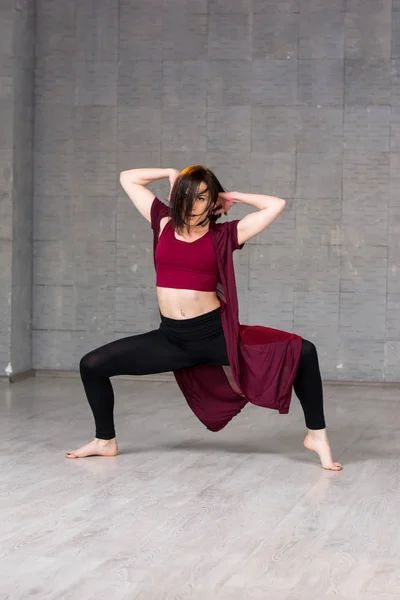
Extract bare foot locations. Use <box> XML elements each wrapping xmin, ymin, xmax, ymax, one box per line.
<box><xmin>304</xmin><ymin>429</ymin><xmax>342</xmax><ymax>471</ymax></box>
<box><xmin>65</xmin><ymin>438</ymin><xmax>118</xmax><ymax>459</ymax></box>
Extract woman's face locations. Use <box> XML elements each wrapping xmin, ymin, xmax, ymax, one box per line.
<box><xmin>186</xmin><ymin>182</ymin><xmax>211</xmax><ymax>224</ymax></box>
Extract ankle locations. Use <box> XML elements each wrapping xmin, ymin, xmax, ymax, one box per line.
<box><xmin>95</xmin><ymin>437</ymin><xmax>116</xmax><ymax>445</ymax></box>
<box><xmin>307</xmin><ymin>428</ymin><xmax>327</xmax><ymax>438</ymax></box>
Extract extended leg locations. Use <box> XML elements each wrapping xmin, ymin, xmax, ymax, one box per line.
<box><xmin>293</xmin><ymin>339</ymin><xmax>342</xmax><ymax>471</ymax></box>
<box><xmin>293</xmin><ymin>339</ymin><xmax>326</xmax><ymax>430</ymax></box>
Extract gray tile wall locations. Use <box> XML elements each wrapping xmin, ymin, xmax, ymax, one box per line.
<box><xmin>32</xmin><ymin>0</ymin><xmax>400</xmax><ymax>381</ymax></box>
<box><xmin>10</xmin><ymin>0</ymin><xmax>35</xmax><ymax>375</ymax></box>
<box><xmin>0</xmin><ymin>1</ymin><xmax>13</xmax><ymax>374</ymax></box>
<box><xmin>0</xmin><ymin>0</ymin><xmax>35</xmax><ymax>377</ymax></box>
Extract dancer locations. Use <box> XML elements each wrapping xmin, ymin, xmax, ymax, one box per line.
<box><xmin>66</xmin><ymin>165</ymin><xmax>342</xmax><ymax>471</ymax></box>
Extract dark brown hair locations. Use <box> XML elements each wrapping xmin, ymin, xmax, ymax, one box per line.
<box><xmin>168</xmin><ymin>165</ymin><xmax>226</xmax><ymax>235</ymax></box>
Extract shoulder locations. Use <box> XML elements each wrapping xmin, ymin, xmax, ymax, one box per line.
<box><xmin>213</xmin><ymin>219</ymin><xmax>245</xmax><ymax>252</ymax></box>
<box><xmin>151</xmin><ymin>196</ymin><xmax>169</xmax><ymax>230</ymax></box>
<box><xmin>159</xmin><ymin>216</ymin><xmax>171</xmax><ymax>237</ymax></box>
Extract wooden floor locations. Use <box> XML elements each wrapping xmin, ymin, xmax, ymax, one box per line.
<box><xmin>1</xmin><ymin>375</ymin><xmax>400</xmax><ymax>600</ymax></box>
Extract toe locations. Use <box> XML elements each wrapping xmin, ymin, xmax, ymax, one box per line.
<box><xmin>324</xmin><ymin>462</ymin><xmax>342</xmax><ymax>471</ymax></box>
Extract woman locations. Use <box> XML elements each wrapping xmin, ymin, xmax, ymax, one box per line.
<box><xmin>66</xmin><ymin>165</ymin><xmax>342</xmax><ymax>471</ymax></box>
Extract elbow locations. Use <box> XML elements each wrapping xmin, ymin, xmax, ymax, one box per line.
<box><xmin>119</xmin><ymin>170</ymin><xmax>133</xmax><ymax>185</ymax></box>
<box><xmin>268</xmin><ymin>198</ymin><xmax>286</xmax><ymax>213</ymax></box>
<box><xmin>262</xmin><ymin>196</ymin><xmax>286</xmax><ymax>211</ymax></box>
<box><xmin>273</xmin><ymin>199</ymin><xmax>286</xmax><ymax>217</ymax></box>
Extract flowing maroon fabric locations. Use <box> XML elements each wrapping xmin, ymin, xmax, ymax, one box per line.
<box><xmin>151</xmin><ymin>197</ymin><xmax>303</xmax><ymax>432</ymax></box>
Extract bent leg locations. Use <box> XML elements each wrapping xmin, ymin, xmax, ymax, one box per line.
<box><xmin>80</xmin><ymin>329</ymin><xmax>195</xmax><ymax>439</ymax></box>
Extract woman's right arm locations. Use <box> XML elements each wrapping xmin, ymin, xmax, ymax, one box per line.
<box><xmin>119</xmin><ymin>168</ymin><xmax>178</xmax><ymax>223</ymax></box>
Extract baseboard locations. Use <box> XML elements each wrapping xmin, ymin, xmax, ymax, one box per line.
<box><xmin>323</xmin><ymin>379</ymin><xmax>400</xmax><ymax>388</ymax></box>
<box><xmin>6</xmin><ymin>370</ymin><xmax>400</xmax><ymax>387</ymax></box>
<box><xmin>34</xmin><ymin>369</ymin><xmax>175</xmax><ymax>382</ymax></box>
<box><xmin>9</xmin><ymin>370</ymin><xmax>36</xmax><ymax>383</ymax></box>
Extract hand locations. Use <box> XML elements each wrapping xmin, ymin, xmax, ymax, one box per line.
<box><xmin>213</xmin><ymin>191</ymin><xmax>240</xmax><ymax>216</ymax></box>
<box><xmin>168</xmin><ymin>169</ymin><xmax>180</xmax><ymax>201</ymax></box>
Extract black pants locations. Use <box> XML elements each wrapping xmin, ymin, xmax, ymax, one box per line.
<box><xmin>80</xmin><ymin>307</ymin><xmax>326</xmax><ymax>439</ymax></box>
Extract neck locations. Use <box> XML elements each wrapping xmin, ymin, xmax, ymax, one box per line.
<box><xmin>183</xmin><ymin>217</ymin><xmax>210</xmax><ymax>235</ymax></box>
<box><xmin>178</xmin><ymin>221</ymin><xmax>211</xmax><ymax>239</ymax></box>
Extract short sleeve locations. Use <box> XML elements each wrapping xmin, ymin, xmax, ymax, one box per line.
<box><xmin>151</xmin><ymin>196</ymin><xmax>169</xmax><ymax>231</ymax></box>
<box><xmin>226</xmin><ymin>219</ymin><xmax>245</xmax><ymax>251</ymax></box>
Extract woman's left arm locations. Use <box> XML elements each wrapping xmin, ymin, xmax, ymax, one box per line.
<box><xmin>218</xmin><ymin>191</ymin><xmax>286</xmax><ymax>245</ymax></box>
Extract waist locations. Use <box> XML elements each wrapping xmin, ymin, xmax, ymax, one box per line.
<box><xmin>160</xmin><ymin>305</ymin><xmax>221</xmax><ymax>324</ymax></box>
<box><xmin>157</xmin><ymin>287</ymin><xmax>221</xmax><ymax>320</ymax></box>
<box><xmin>160</xmin><ymin>307</ymin><xmax>224</xmax><ymax>349</ymax></box>
<box><xmin>159</xmin><ymin>306</ymin><xmax>223</xmax><ymax>340</ymax></box>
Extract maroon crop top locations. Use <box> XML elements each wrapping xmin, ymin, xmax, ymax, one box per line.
<box><xmin>155</xmin><ymin>219</ymin><xmax>218</xmax><ymax>291</ymax></box>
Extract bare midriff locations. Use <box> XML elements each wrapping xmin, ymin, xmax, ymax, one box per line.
<box><xmin>156</xmin><ymin>217</ymin><xmax>221</xmax><ymax>320</ymax></box>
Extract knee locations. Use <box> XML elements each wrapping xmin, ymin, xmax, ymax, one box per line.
<box><xmin>79</xmin><ymin>351</ymin><xmax>101</xmax><ymax>374</ymax></box>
